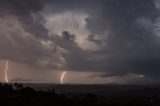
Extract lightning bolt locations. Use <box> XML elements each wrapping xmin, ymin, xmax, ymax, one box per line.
<box><xmin>60</xmin><ymin>71</ymin><xmax>66</xmax><ymax>84</ymax></box>
<box><xmin>4</xmin><ymin>60</ymin><xmax>9</xmax><ymax>83</ymax></box>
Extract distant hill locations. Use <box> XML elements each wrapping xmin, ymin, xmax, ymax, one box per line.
<box><xmin>22</xmin><ymin>83</ymin><xmax>160</xmax><ymax>95</ymax></box>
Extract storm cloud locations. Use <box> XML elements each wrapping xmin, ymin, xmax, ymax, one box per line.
<box><xmin>0</xmin><ymin>0</ymin><xmax>160</xmax><ymax>83</ymax></box>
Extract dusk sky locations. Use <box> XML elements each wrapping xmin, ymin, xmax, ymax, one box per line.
<box><xmin>0</xmin><ymin>0</ymin><xmax>160</xmax><ymax>84</ymax></box>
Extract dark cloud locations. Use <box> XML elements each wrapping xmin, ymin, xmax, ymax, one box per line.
<box><xmin>0</xmin><ymin>0</ymin><xmax>160</xmax><ymax>83</ymax></box>
<box><xmin>81</xmin><ymin>0</ymin><xmax>160</xmax><ymax>79</ymax></box>
<box><xmin>0</xmin><ymin>0</ymin><xmax>42</xmax><ymax>14</ymax></box>
<box><xmin>0</xmin><ymin>0</ymin><xmax>48</xmax><ymax>38</ymax></box>
<box><xmin>50</xmin><ymin>0</ymin><xmax>160</xmax><ymax>81</ymax></box>
<box><xmin>0</xmin><ymin>0</ymin><xmax>57</xmax><ymax>68</ymax></box>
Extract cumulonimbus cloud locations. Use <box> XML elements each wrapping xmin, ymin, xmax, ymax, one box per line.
<box><xmin>0</xmin><ymin>0</ymin><xmax>160</xmax><ymax>83</ymax></box>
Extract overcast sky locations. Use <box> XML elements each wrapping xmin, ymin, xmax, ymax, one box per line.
<box><xmin>0</xmin><ymin>0</ymin><xmax>160</xmax><ymax>84</ymax></box>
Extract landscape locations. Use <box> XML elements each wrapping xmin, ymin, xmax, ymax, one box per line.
<box><xmin>0</xmin><ymin>83</ymin><xmax>160</xmax><ymax>106</ymax></box>
<box><xmin>1</xmin><ymin>0</ymin><xmax>160</xmax><ymax>105</ymax></box>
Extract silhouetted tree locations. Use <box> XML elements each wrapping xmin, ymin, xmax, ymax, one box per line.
<box><xmin>3</xmin><ymin>84</ymin><xmax>13</xmax><ymax>92</ymax></box>
<box><xmin>14</xmin><ymin>83</ymin><xmax>24</xmax><ymax>90</ymax></box>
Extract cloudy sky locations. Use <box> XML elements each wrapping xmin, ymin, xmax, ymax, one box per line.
<box><xmin>0</xmin><ymin>0</ymin><xmax>160</xmax><ymax>84</ymax></box>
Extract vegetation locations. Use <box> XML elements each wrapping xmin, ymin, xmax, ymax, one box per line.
<box><xmin>0</xmin><ymin>83</ymin><xmax>160</xmax><ymax>106</ymax></box>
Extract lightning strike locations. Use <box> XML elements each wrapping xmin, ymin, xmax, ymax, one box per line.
<box><xmin>4</xmin><ymin>60</ymin><xmax>9</xmax><ymax>83</ymax></box>
<box><xmin>60</xmin><ymin>71</ymin><xmax>66</xmax><ymax>84</ymax></box>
